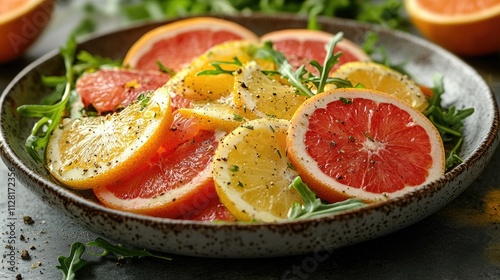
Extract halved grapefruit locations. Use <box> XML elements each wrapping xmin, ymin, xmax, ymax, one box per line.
<box><xmin>287</xmin><ymin>88</ymin><xmax>445</xmax><ymax>203</ymax></box>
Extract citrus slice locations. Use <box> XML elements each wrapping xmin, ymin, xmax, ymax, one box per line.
<box><xmin>94</xmin><ymin>131</ymin><xmax>222</xmax><ymax>218</ymax></box>
<box><xmin>46</xmin><ymin>86</ymin><xmax>173</xmax><ymax>189</ymax></box>
<box><xmin>167</xmin><ymin>40</ymin><xmax>259</xmax><ymax>101</ymax></box>
<box><xmin>0</xmin><ymin>0</ymin><xmax>55</xmax><ymax>63</ymax></box>
<box><xmin>213</xmin><ymin>118</ymin><xmax>303</xmax><ymax>222</ymax></box>
<box><xmin>287</xmin><ymin>88</ymin><xmax>445</xmax><ymax>203</ymax></box>
<box><xmin>123</xmin><ymin>17</ymin><xmax>259</xmax><ymax>71</ymax></box>
<box><xmin>75</xmin><ymin>69</ymin><xmax>169</xmax><ymax>113</ymax></box>
<box><xmin>259</xmin><ymin>29</ymin><xmax>370</xmax><ymax>74</ymax></box>
<box><xmin>405</xmin><ymin>0</ymin><xmax>500</xmax><ymax>56</ymax></box>
<box><xmin>232</xmin><ymin>61</ymin><xmax>308</xmax><ymax>120</ymax></box>
<box><xmin>177</xmin><ymin>101</ymin><xmax>248</xmax><ymax>132</ymax></box>
<box><xmin>331</xmin><ymin>61</ymin><xmax>429</xmax><ymax>112</ymax></box>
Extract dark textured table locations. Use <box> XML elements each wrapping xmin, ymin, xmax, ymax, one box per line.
<box><xmin>1</xmin><ymin>3</ymin><xmax>500</xmax><ymax>280</ymax></box>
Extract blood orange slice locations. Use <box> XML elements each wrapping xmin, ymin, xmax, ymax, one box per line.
<box><xmin>93</xmin><ymin>130</ymin><xmax>223</xmax><ymax>218</ymax></box>
<box><xmin>259</xmin><ymin>29</ymin><xmax>370</xmax><ymax>74</ymax></box>
<box><xmin>123</xmin><ymin>17</ymin><xmax>259</xmax><ymax>71</ymax></box>
<box><xmin>287</xmin><ymin>88</ymin><xmax>445</xmax><ymax>203</ymax></box>
<box><xmin>76</xmin><ymin>69</ymin><xmax>169</xmax><ymax>113</ymax></box>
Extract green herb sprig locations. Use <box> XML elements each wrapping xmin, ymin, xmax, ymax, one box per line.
<box><xmin>57</xmin><ymin>242</ymin><xmax>87</xmax><ymax>280</ymax></box>
<box><xmin>197</xmin><ymin>56</ymin><xmax>243</xmax><ymax>76</ymax></box>
<box><xmin>424</xmin><ymin>74</ymin><xmax>474</xmax><ymax>169</ymax></box>
<box><xmin>17</xmin><ymin>36</ymin><xmax>121</xmax><ymax>162</ymax></box>
<box><xmin>57</xmin><ymin>238</ymin><xmax>171</xmax><ymax>280</ymax></box>
<box><xmin>16</xmin><ymin>36</ymin><xmax>77</xmax><ymax>163</ymax></box>
<box><xmin>288</xmin><ymin>177</ymin><xmax>366</xmax><ymax>220</ymax></box>
<box><xmin>255</xmin><ymin>32</ymin><xmax>346</xmax><ymax>97</ymax></box>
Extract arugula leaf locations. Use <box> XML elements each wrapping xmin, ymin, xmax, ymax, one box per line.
<box><xmin>362</xmin><ymin>31</ymin><xmax>412</xmax><ymax>77</ymax></box>
<box><xmin>17</xmin><ymin>36</ymin><xmax>122</xmax><ymax>162</ymax></box>
<box><xmin>288</xmin><ymin>177</ymin><xmax>366</xmax><ymax>220</ymax></box>
<box><xmin>57</xmin><ymin>242</ymin><xmax>87</xmax><ymax>280</ymax></box>
<box><xmin>17</xmin><ymin>35</ymin><xmax>77</xmax><ymax>163</ymax></box>
<box><xmin>86</xmin><ymin>237</ymin><xmax>172</xmax><ymax>261</ymax></box>
<box><xmin>56</xmin><ymin>238</ymin><xmax>172</xmax><ymax>280</ymax></box>
<box><xmin>424</xmin><ymin>74</ymin><xmax>474</xmax><ymax>169</ymax></box>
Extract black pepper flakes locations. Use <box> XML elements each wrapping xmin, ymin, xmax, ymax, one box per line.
<box><xmin>21</xmin><ymin>249</ymin><xmax>31</xmax><ymax>260</ymax></box>
<box><xmin>23</xmin><ymin>216</ymin><xmax>34</xmax><ymax>225</ymax></box>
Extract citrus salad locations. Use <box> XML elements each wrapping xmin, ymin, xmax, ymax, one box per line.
<box><xmin>19</xmin><ymin>17</ymin><xmax>472</xmax><ymax>223</ymax></box>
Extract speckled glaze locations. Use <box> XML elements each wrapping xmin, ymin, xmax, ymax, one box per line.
<box><xmin>1</xmin><ymin>14</ymin><xmax>498</xmax><ymax>258</ymax></box>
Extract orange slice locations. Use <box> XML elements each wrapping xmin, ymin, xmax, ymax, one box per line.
<box><xmin>287</xmin><ymin>88</ymin><xmax>445</xmax><ymax>203</ymax></box>
<box><xmin>46</xmin><ymin>86</ymin><xmax>173</xmax><ymax>189</ymax></box>
<box><xmin>123</xmin><ymin>17</ymin><xmax>259</xmax><ymax>71</ymax></box>
<box><xmin>405</xmin><ymin>0</ymin><xmax>500</xmax><ymax>56</ymax></box>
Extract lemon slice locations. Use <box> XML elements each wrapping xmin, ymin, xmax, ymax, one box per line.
<box><xmin>177</xmin><ymin>100</ymin><xmax>248</xmax><ymax>132</ymax></box>
<box><xmin>167</xmin><ymin>40</ymin><xmax>258</xmax><ymax>101</ymax></box>
<box><xmin>232</xmin><ymin>61</ymin><xmax>308</xmax><ymax>120</ymax></box>
<box><xmin>46</xmin><ymin>86</ymin><xmax>172</xmax><ymax>189</ymax></box>
<box><xmin>331</xmin><ymin>61</ymin><xmax>429</xmax><ymax>112</ymax></box>
<box><xmin>213</xmin><ymin>118</ymin><xmax>302</xmax><ymax>222</ymax></box>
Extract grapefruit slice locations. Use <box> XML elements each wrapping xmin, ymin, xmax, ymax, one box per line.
<box><xmin>259</xmin><ymin>29</ymin><xmax>370</xmax><ymax>74</ymax></box>
<box><xmin>46</xmin><ymin>86</ymin><xmax>173</xmax><ymax>189</ymax></box>
<box><xmin>75</xmin><ymin>69</ymin><xmax>169</xmax><ymax>113</ymax></box>
<box><xmin>123</xmin><ymin>17</ymin><xmax>259</xmax><ymax>71</ymax></box>
<box><xmin>94</xmin><ymin>130</ymin><xmax>222</xmax><ymax>218</ymax></box>
<box><xmin>287</xmin><ymin>88</ymin><xmax>445</xmax><ymax>203</ymax></box>
<box><xmin>405</xmin><ymin>0</ymin><xmax>500</xmax><ymax>56</ymax></box>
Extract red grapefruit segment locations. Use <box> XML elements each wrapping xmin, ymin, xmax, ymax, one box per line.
<box><xmin>93</xmin><ymin>128</ymin><xmax>221</xmax><ymax>218</ymax></box>
<box><xmin>259</xmin><ymin>29</ymin><xmax>370</xmax><ymax>74</ymax></box>
<box><xmin>76</xmin><ymin>69</ymin><xmax>169</xmax><ymax>113</ymax></box>
<box><xmin>287</xmin><ymin>88</ymin><xmax>445</xmax><ymax>203</ymax></box>
<box><xmin>123</xmin><ymin>17</ymin><xmax>259</xmax><ymax>71</ymax></box>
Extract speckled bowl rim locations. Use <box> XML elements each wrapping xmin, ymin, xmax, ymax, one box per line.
<box><xmin>1</xmin><ymin>13</ymin><xmax>499</xmax><ymax>256</ymax></box>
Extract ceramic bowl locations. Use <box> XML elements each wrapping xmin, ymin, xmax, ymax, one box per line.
<box><xmin>1</xmin><ymin>14</ymin><xmax>498</xmax><ymax>258</ymax></box>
